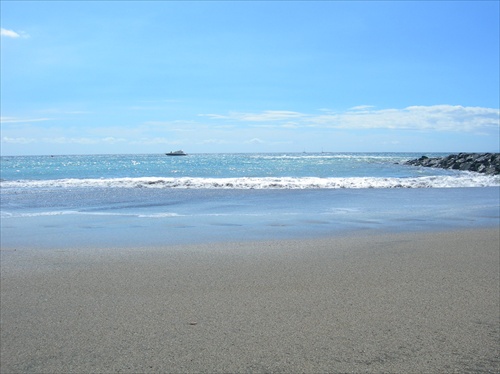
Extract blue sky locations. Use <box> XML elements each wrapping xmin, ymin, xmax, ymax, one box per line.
<box><xmin>1</xmin><ymin>1</ymin><xmax>499</xmax><ymax>155</ymax></box>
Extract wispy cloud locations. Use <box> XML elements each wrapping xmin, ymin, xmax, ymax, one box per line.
<box><xmin>2</xmin><ymin>105</ymin><xmax>498</xmax><ymax>154</ymax></box>
<box><xmin>130</xmin><ymin>137</ymin><xmax>174</xmax><ymax>145</ymax></box>
<box><xmin>129</xmin><ymin>99</ymin><xmax>183</xmax><ymax>111</ymax></box>
<box><xmin>101</xmin><ymin>137</ymin><xmax>126</xmax><ymax>144</ymax></box>
<box><xmin>313</xmin><ymin>105</ymin><xmax>500</xmax><ymax>132</ymax></box>
<box><xmin>199</xmin><ymin>138</ymin><xmax>229</xmax><ymax>145</ymax></box>
<box><xmin>348</xmin><ymin>105</ymin><xmax>376</xmax><ymax>111</ymax></box>
<box><xmin>48</xmin><ymin>137</ymin><xmax>128</xmax><ymax>145</ymax></box>
<box><xmin>1</xmin><ymin>117</ymin><xmax>52</xmax><ymax>123</ymax></box>
<box><xmin>245</xmin><ymin>137</ymin><xmax>265</xmax><ymax>144</ymax></box>
<box><xmin>37</xmin><ymin>109</ymin><xmax>92</xmax><ymax>115</ymax></box>
<box><xmin>1</xmin><ymin>28</ymin><xmax>29</xmax><ymax>38</ymax></box>
<box><xmin>200</xmin><ymin>110</ymin><xmax>306</xmax><ymax>122</ymax></box>
<box><xmin>1</xmin><ymin>137</ymin><xmax>36</xmax><ymax>144</ymax></box>
<box><xmin>2</xmin><ymin>136</ymin><xmax>127</xmax><ymax>145</ymax></box>
<box><xmin>202</xmin><ymin>105</ymin><xmax>500</xmax><ymax>133</ymax></box>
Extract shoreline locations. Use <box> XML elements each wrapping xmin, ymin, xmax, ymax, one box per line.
<box><xmin>1</xmin><ymin>227</ymin><xmax>499</xmax><ymax>373</ymax></box>
<box><xmin>2</xmin><ymin>186</ymin><xmax>500</xmax><ymax>251</ymax></box>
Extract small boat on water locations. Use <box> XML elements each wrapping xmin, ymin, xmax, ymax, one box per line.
<box><xmin>166</xmin><ymin>150</ymin><xmax>187</xmax><ymax>156</ymax></box>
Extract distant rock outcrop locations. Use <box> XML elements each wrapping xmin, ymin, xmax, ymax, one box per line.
<box><xmin>405</xmin><ymin>153</ymin><xmax>500</xmax><ymax>175</ymax></box>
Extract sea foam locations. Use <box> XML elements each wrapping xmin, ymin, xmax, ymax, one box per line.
<box><xmin>1</xmin><ymin>173</ymin><xmax>498</xmax><ymax>190</ymax></box>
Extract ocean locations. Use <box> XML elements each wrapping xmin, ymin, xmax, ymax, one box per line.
<box><xmin>1</xmin><ymin>152</ymin><xmax>499</xmax><ymax>249</ymax></box>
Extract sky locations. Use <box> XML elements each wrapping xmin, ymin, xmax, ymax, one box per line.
<box><xmin>1</xmin><ymin>1</ymin><xmax>499</xmax><ymax>155</ymax></box>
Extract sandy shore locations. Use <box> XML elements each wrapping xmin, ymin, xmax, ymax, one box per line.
<box><xmin>1</xmin><ymin>228</ymin><xmax>499</xmax><ymax>373</ymax></box>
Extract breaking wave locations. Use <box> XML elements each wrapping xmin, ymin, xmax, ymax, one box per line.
<box><xmin>2</xmin><ymin>174</ymin><xmax>499</xmax><ymax>190</ymax></box>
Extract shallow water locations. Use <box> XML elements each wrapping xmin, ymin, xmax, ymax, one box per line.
<box><xmin>2</xmin><ymin>153</ymin><xmax>499</xmax><ymax>249</ymax></box>
<box><xmin>1</xmin><ymin>187</ymin><xmax>498</xmax><ymax>249</ymax></box>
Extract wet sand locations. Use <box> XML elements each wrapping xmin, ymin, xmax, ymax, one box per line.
<box><xmin>1</xmin><ymin>228</ymin><xmax>499</xmax><ymax>373</ymax></box>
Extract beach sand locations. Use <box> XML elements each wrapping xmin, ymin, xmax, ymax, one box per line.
<box><xmin>1</xmin><ymin>228</ymin><xmax>499</xmax><ymax>373</ymax></box>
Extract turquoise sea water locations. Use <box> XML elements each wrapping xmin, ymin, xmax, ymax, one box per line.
<box><xmin>1</xmin><ymin>153</ymin><xmax>499</xmax><ymax>248</ymax></box>
<box><xmin>2</xmin><ymin>152</ymin><xmax>499</xmax><ymax>185</ymax></box>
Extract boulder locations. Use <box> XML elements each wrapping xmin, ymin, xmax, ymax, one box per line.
<box><xmin>404</xmin><ymin>153</ymin><xmax>500</xmax><ymax>175</ymax></box>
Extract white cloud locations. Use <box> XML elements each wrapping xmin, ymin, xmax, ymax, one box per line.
<box><xmin>199</xmin><ymin>139</ymin><xmax>229</xmax><ymax>145</ymax></box>
<box><xmin>245</xmin><ymin>138</ymin><xmax>265</xmax><ymax>144</ymax></box>
<box><xmin>25</xmin><ymin>137</ymin><xmax>128</xmax><ymax>145</ymax></box>
<box><xmin>202</xmin><ymin>105</ymin><xmax>499</xmax><ymax>133</ymax></box>
<box><xmin>281</xmin><ymin>122</ymin><xmax>300</xmax><ymax>129</ymax></box>
<box><xmin>44</xmin><ymin>137</ymin><xmax>98</xmax><ymax>145</ymax></box>
<box><xmin>2</xmin><ymin>136</ymin><xmax>36</xmax><ymax>144</ymax></box>
<box><xmin>2</xmin><ymin>105</ymin><xmax>498</xmax><ymax>154</ymax></box>
<box><xmin>332</xmin><ymin>105</ymin><xmax>499</xmax><ymax>132</ymax></box>
<box><xmin>201</xmin><ymin>110</ymin><xmax>305</xmax><ymax>122</ymax></box>
<box><xmin>102</xmin><ymin>137</ymin><xmax>127</xmax><ymax>144</ymax></box>
<box><xmin>130</xmin><ymin>137</ymin><xmax>172</xmax><ymax>145</ymax></box>
<box><xmin>348</xmin><ymin>105</ymin><xmax>375</xmax><ymax>111</ymax></box>
<box><xmin>199</xmin><ymin>113</ymin><xmax>228</xmax><ymax>120</ymax></box>
<box><xmin>1</xmin><ymin>28</ymin><xmax>20</xmax><ymax>38</ymax></box>
<box><xmin>1</xmin><ymin>117</ymin><xmax>52</xmax><ymax>123</ymax></box>
<box><xmin>1</xmin><ymin>28</ymin><xmax>28</xmax><ymax>38</ymax></box>
<box><xmin>37</xmin><ymin>109</ymin><xmax>92</xmax><ymax>115</ymax></box>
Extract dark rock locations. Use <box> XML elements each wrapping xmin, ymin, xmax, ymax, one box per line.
<box><xmin>459</xmin><ymin>162</ymin><xmax>472</xmax><ymax>171</ymax></box>
<box><xmin>404</xmin><ymin>153</ymin><xmax>500</xmax><ymax>175</ymax></box>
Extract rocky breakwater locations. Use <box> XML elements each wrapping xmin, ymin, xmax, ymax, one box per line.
<box><xmin>405</xmin><ymin>153</ymin><xmax>500</xmax><ymax>175</ymax></box>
